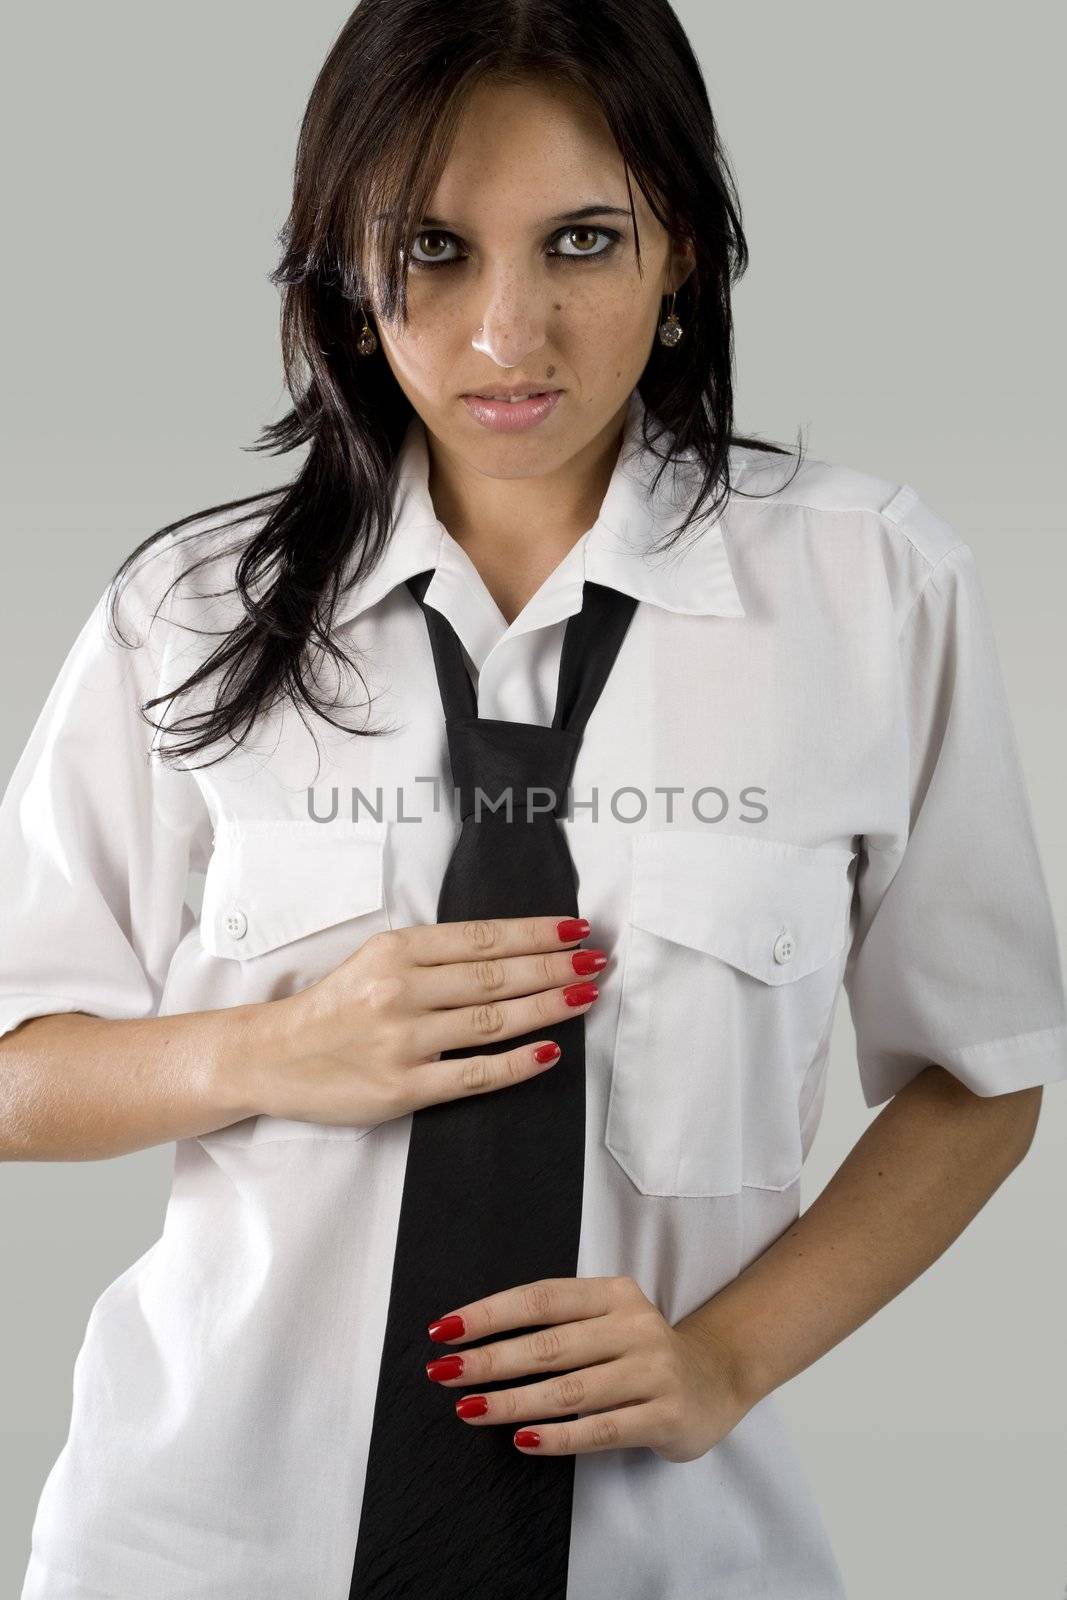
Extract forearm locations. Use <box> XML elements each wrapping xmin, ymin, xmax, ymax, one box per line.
<box><xmin>676</xmin><ymin>1065</ymin><xmax>1042</xmax><ymax>1412</ymax></box>
<box><xmin>0</xmin><ymin>1001</ymin><xmax>284</xmax><ymax>1162</ymax></box>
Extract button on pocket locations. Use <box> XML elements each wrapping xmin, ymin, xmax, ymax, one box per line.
<box><xmin>197</xmin><ymin>815</ymin><xmax>391</xmax><ymax>1147</ymax></box>
<box><xmin>200</xmin><ymin>817</ymin><xmax>388</xmax><ymax>963</ymax></box>
<box><xmin>605</xmin><ymin>832</ymin><xmax>856</xmax><ymax>1198</ymax></box>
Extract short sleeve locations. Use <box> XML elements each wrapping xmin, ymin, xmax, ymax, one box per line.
<box><xmin>0</xmin><ymin>541</ymin><xmax>213</xmax><ymax>1042</ymax></box>
<box><xmin>843</xmin><ymin>539</ymin><xmax>1067</xmax><ymax>1106</ymax></box>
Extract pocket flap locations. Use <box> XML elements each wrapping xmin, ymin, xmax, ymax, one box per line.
<box><xmin>630</xmin><ymin>831</ymin><xmax>856</xmax><ymax>985</ymax></box>
<box><xmin>199</xmin><ymin>817</ymin><xmax>388</xmax><ymax>960</ymax></box>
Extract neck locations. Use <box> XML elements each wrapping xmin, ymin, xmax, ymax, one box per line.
<box><xmin>425</xmin><ymin>400</ymin><xmax>630</xmax><ymax>625</ymax></box>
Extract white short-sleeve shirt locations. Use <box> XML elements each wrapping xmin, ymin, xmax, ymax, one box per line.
<box><xmin>5</xmin><ymin>387</ymin><xmax>1066</xmax><ymax>1599</ymax></box>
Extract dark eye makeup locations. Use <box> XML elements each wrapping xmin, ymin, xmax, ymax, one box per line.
<box><xmin>405</xmin><ymin>225</ymin><xmax>623</xmax><ymax>271</ymax></box>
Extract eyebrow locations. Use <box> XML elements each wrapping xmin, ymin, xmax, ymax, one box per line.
<box><xmin>371</xmin><ymin>204</ymin><xmax>632</xmax><ymax>227</ymax></box>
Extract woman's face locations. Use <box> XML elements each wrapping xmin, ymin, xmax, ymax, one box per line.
<box><xmin>369</xmin><ymin>76</ymin><xmax>693</xmax><ymax>478</ymax></box>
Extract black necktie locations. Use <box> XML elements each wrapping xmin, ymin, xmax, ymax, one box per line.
<box><xmin>347</xmin><ymin>571</ymin><xmax>638</xmax><ymax>1600</ymax></box>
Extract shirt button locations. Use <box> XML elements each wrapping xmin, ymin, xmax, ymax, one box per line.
<box><xmin>772</xmin><ymin>930</ymin><xmax>795</xmax><ymax>964</ymax></box>
<box><xmin>224</xmin><ymin>908</ymin><xmax>248</xmax><ymax>939</ymax></box>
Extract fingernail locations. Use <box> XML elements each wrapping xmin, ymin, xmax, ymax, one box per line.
<box><xmin>571</xmin><ymin>948</ymin><xmax>607</xmax><ymax>975</ymax></box>
<box><xmin>427</xmin><ymin>1314</ymin><xmax>465</xmax><ymax>1341</ymax></box>
<box><xmin>533</xmin><ymin>1043</ymin><xmax>561</xmax><ymax>1064</ymax></box>
<box><xmin>556</xmin><ymin>917</ymin><xmax>590</xmax><ymax>941</ymax></box>
<box><xmin>426</xmin><ymin>1355</ymin><xmax>464</xmax><ymax>1381</ymax></box>
<box><xmin>456</xmin><ymin>1395</ymin><xmax>489</xmax><ymax>1419</ymax></box>
<box><xmin>514</xmin><ymin>1429</ymin><xmax>541</xmax><ymax>1449</ymax></box>
<box><xmin>563</xmin><ymin>982</ymin><xmax>599</xmax><ymax>1006</ymax></box>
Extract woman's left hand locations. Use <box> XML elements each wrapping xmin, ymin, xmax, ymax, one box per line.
<box><xmin>424</xmin><ymin>1275</ymin><xmax>752</xmax><ymax>1461</ymax></box>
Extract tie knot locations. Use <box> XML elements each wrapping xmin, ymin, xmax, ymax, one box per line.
<box><xmin>446</xmin><ymin>717</ymin><xmax>581</xmax><ymax>823</ymax></box>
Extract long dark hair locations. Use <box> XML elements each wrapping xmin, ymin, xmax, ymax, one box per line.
<box><xmin>108</xmin><ymin>0</ymin><xmax>802</xmax><ymax>771</ymax></box>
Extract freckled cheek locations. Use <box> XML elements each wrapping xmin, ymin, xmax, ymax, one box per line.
<box><xmin>570</xmin><ymin>269</ymin><xmax>652</xmax><ymax>317</ymax></box>
<box><xmin>562</xmin><ymin>281</ymin><xmax>656</xmax><ymax>356</ymax></box>
<box><xmin>386</xmin><ymin>273</ymin><xmax>653</xmax><ymax>373</ymax></box>
<box><xmin>379</xmin><ymin>305</ymin><xmax>462</xmax><ymax>378</ymax></box>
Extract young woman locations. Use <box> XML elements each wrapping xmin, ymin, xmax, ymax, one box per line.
<box><xmin>3</xmin><ymin>2</ymin><xmax>1064</xmax><ymax>1597</ymax></box>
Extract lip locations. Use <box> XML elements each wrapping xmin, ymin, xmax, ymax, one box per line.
<box><xmin>461</xmin><ymin>390</ymin><xmax>563</xmax><ymax>434</ymax></box>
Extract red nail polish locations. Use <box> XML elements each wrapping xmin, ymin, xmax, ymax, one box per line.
<box><xmin>514</xmin><ymin>1428</ymin><xmax>541</xmax><ymax>1449</ymax></box>
<box><xmin>571</xmin><ymin>948</ymin><xmax>607</xmax><ymax>975</ymax></box>
<box><xmin>456</xmin><ymin>1394</ymin><xmax>489</xmax><ymax>1419</ymax></box>
<box><xmin>533</xmin><ymin>1043</ymin><xmax>561</xmax><ymax>1064</ymax></box>
<box><xmin>426</xmin><ymin>1355</ymin><xmax>464</xmax><ymax>1382</ymax></box>
<box><xmin>556</xmin><ymin>917</ymin><xmax>590</xmax><ymax>942</ymax></box>
<box><xmin>563</xmin><ymin>981</ymin><xmax>598</xmax><ymax>1006</ymax></box>
<box><xmin>427</xmin><ymin>1314</ymin><xmax>465</xmax><ymax>1341</ymax></box>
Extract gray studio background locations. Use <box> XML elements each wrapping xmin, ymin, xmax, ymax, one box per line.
<box><xmin>2</xmin><ymin>3</ymin><xmax>1064</xmax><ymax>1595</ymax></box>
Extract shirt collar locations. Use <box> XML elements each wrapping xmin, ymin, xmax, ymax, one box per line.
<box><xmin>331</xmin><ymin>387</ymin><xmax>747</xmax><ymax>640</ymax></box>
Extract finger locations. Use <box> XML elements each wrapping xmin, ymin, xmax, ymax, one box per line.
<box><xmin>426</xmin><ymin>1311</ymin><xmax>627</xmax><ymax>1388</ymax></box>
<box><xmin>408</xmin><ymin>972</ymin><xmax>601</xmax><ymax>1060</ymax></box>
<box><xmin>427</xmin><ymin>1276</ymin><xmax>622</xmax><ymax>1346</ymax></box>
<box><xmin>446</xmin><ymin>1355</ymin><xmax>649</xmax><ymax>1429</ymax></box>
<box><xmin>512</xmin><ymin>1400</ymin><xmax>664</xmax><ymax>1456</ymax></box>
<box><xmin>425</xmin><ymin>1305</ymin><xmax>630</xmax><ymax>1395</ymax></box>
<box><xmin>403</xmin><ymin>1038</ymin><xmax>568</xmax><ymax>1113</ymax></box>
<box><xmin>394</xmin><ymin>914</ymin><xmax>591</xmax><ymax>968</ymax></box>
<box><xmin>409</xmin><ymin>944</ymin><xmax>610</xmax><ymax>1014</ymax></box>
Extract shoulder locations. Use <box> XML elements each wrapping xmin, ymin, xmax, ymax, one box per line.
<box><xmin>727</xmin><ymin>444</ymin><xmax>971</xmax><ymax>609</ymax></box>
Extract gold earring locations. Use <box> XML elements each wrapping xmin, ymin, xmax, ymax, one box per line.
<box><xmin>658</xmin><ymin>289</ymin><xmax>683</xmax><ymax>347</ymax></box>
<box><xmin>356</xmin><ymin>303</ymin><xmax>378</xmax><ymax>356</ymax></box>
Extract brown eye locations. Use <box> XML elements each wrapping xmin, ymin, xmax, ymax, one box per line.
<box><xmin>552</xmin><ymin>227</ymin><xmax>616</xmax><ymax>261</ymax></box>
<box><xmin>408</xmin><ymin>231</ymin><xmax>461</xmax><ymax>268</ymax></box>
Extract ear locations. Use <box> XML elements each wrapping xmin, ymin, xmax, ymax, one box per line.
<box><xmin>664</xmin><ymin>233</ymin><xmax>697</xmax><ymax>296</ymax></box>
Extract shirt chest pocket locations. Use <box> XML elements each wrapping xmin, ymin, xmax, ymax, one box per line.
<box><xmin>605</xmin><ymin>832</ymin><xmax>856</xmax><ymax>1198</ymax></box>
<box><xmin>197</xmin><ymin>816</ymin><xmax>391</xmax><ymax>1146</ymax></box>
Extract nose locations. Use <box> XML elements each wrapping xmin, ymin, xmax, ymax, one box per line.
<box><xmin>471</xmin><ymin>269</ymin><xmax>549</xmax><ymax>369</ymax></box>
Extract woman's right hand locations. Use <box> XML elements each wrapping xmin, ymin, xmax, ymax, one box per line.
<box><xmin>254</xmin><ymin>915</ymin><xmax>607</xmax><ymax>1129</ymax></box>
